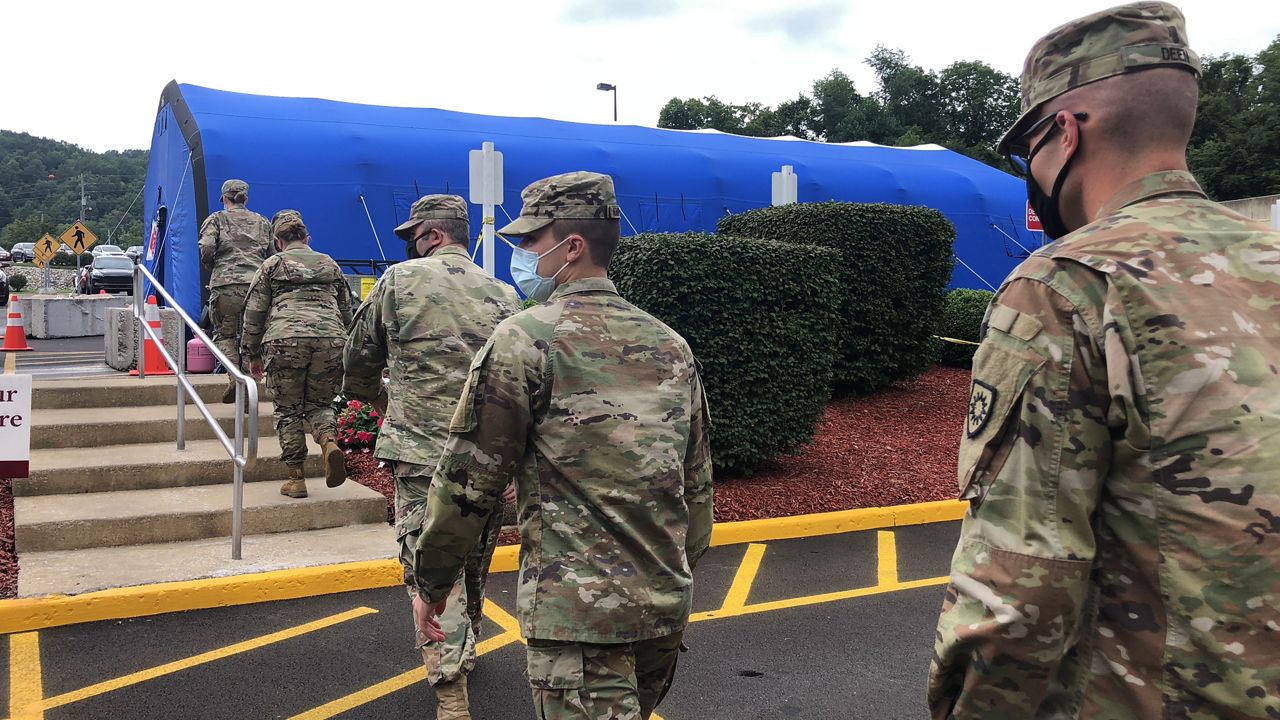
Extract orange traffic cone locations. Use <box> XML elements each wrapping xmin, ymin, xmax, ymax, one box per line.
<box><xmin>129</xmin><ymin>295</ymin><xmax>174</xmax><ymax>376</ymax></box>
<box><xmin>2</xmin><ymin>294</ymin><xmax>34</xmax><ymax>352</ymax></box>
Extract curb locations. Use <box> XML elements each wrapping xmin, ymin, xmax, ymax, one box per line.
<box><xmin>0</xmin><ymin>499</ymin><xmax>966</xmax><ymax>634</ymax></box>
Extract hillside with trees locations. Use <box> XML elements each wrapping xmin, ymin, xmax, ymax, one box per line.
<box><xmin>0</xmin><ymin>131</ymin><xmax>148</xmax><ymax>251</ymax></box>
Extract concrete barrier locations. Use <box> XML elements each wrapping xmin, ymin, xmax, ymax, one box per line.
<box><xmin>105</xmin><ymin>307</ymin><xmax>182</xmax><ymax>371</ymax></box>
<box><xmin>25</xmin><ymin>294</ymin><xmax>133</xmax><ymax>339</ymax></box>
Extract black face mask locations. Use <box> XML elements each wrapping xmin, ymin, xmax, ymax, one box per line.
<box><xmin>405</xmin><ymin>239</ymin><xmax>424</xmax><ymax>260</ymax></box>
<box><xmin>1024</xmin><ymin>120</ymin><xmax>1079</xmax><ymax>241</ymax></box>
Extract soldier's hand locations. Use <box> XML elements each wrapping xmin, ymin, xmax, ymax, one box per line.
<box><xmin>248</xmin><ymin>359</ymin><xmax>265</xmax><ymax>382</ymax></box>
<box><xmin>503</xmin><ymin>483</ymin><xmax>517</xmax><ymax>504</ymax></box>
<box><xmin>413</xmin><ymin>593</ymin><xmax>445</xmax><ymax>643</ymax></box>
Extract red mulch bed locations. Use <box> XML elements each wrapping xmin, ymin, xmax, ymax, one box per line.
<box><xmin>0</xmin><ymin>366</ymin><xmax>967</xmax><ymax>599</ymax></box>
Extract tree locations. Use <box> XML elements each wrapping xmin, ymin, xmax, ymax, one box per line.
<box><xmin>936</xmin><ymin>60</ymin><xmax>1020</xmax><ymax>166</ymax></box>
<box><xmin>0</xmin><ymin>214</ymin><xmax>57</xmax><ymax>250</ymax></box>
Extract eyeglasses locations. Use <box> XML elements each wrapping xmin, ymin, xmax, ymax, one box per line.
<box><xmin>1005</xmin><ymin>111</ymin><xmax>1087</xmax><ymax>178</ymax></box>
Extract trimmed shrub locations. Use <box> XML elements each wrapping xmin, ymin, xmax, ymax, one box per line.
<box><xmin>610</xmin><ymin>233</ymin><xmax>842</xmax><ymax>473</ymax></box>
<box><xmin>50</xmin><ymin>252</ymin><xmax>79</xmax><ymax>268</ymax></box>
<box><xmin>936</xmin><ymin>288</ymin><xmax>994</xmax><ymax>367</ymax></box>
<box><xmin>7</xmin><ymin>274</ymin><xmax>27</xmax><ymax>292</ymax></box>
<box><xmin>718</xmin><ymin>202</ymin><xmax>955</xmax><ymax>395</ymax></box>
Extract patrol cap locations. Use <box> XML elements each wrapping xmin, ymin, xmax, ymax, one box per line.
<box><xmin>274</xmin><ymin>214</ymin><xmax>307</xmax><ymax>239</ymax></box>
<box><xmin>497</xmin><ymin>171</ymin><xmax>621</xmax><ymax>237</ymax></box>
<box><xmin>221</xmin><ymin>179</ymin><xmax>249</xmax><ymax>197</ymax></box>
<box><xmin>996</xmin><ymin>1</ymin><xmax>1201</xmax><ymax>154</ymax></box>
<box><xmin>271</xmin><ymin>209</ymin><xmax>301</xmax><ymax>236</ymax></box>
<box><xmin>393</xmin><ymin>194</ymin><xmax>470</xmax><ymax>241</ymax></box>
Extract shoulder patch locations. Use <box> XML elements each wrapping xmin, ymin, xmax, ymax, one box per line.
<box><xmin>966</xmin><ymin>380</ymin><xmax>998</xmax><ymax>438</ymax></box>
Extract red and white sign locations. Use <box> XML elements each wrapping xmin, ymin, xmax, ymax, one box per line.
<box><xmin>145</xmin><ymin>219</ymin><xmax>159</xmax><ymax>262</ymax></box>
<box><xmin>0</xmin><ymin>374</ymin><xmax>32</xmax><ymax>478</ymax></box>
<box><xmin>1026</xmin><ymin>202</ymin><xmax>1043</xmax><ymax>232</ymax></box>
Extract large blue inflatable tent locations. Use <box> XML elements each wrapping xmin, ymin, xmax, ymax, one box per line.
<box><xmin>142</xmin><ymin>81</ymin><xmax>1043</xmax><ymax>319</ymax></box>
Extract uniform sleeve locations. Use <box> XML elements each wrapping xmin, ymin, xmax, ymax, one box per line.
<box><xmin>198</xmin><ymin>214</ymin><xmax>218</xmax><ymax>267</ymax></box>
<box><xmin>260</xmin><ymin>218</ymin><xmax>274</xmax><ymax>259</ymax></box>
<box><xmin>683</xmin><ymin>366</ymin><xmax>714</xmax><ymax>568</ymax></box>
<box><xmin>239</xmin><ymin>265</ymin><xmax>271</xmax><ymax>361</ymax></box>
<box><xmin>342</xmin><ymin>275</ymin><xmax>389</xmax><ymax>403</ymax></box>
<box><xmin>927</xmin><ymin>275</ymin><xmax>1111</xmax><ymax>719</ymax></box>
<box><xmin>335</xmin><ymin>271</ymin><xmax>354</xmax><ymax>329</ymax></box>
<box><xmin>410</xmin><ymin>322</ymin><xmax>542</xmax><ymax>602</ymax></box>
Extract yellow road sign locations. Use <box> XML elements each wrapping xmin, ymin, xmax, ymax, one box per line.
<box><xmin>60</xmin><ymin>221</ymin><xmax>98</xmax><ymax>255</ymax></box>
<box><xmin>33</xmin><ymin>233</ymin><xmax>59</xmax><ymax>268</ymax></box>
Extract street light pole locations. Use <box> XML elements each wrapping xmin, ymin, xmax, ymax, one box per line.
<box><xmin>596</xmin><ymin>83</ymin><xmax>617</xmax><ymax>122</ymax></box>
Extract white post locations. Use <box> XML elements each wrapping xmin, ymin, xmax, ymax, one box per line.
<box><xmin>771</xmin><ymin>165</ymin><xmax>798</xmax><ymax>206</ymax></box>
<box><xmin>482</xmin><ymin>141</ymin><xmax>496</xmax><ymax>275</ymax></box>
<box><xmin>1272</xmin><ymin>198</ymin><xmax>1279</xmax><ymax>230</ymax></box>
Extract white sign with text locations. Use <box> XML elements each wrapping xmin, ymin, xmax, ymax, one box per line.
<box><xmin>0</xmin><ymin>374</ymin><xmax>32</xmax><ymax>478</ymax></box>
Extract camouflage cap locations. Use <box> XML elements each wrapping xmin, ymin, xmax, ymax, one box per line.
<box><xmin>497</xmin><ymin>171</ymin><xmax>621</xmax><ymax>237</ymax></box>
<box><xmin>271</xmin><ymin>209</ymin><xmax>302</xmax><ymax>236</ymax></box>
<box><xmin>996</xmin><ymin>1</ymin><xmax>1201</xmax><ymax>154</ymax></box>
<box><xmin>221</xmin><ymin>179</ymin><xmax>249</xmax><ymax>197</ymax></box>
<box><xmin>393</xmin><ymin>194</ymin><xmax>470</xmax><ymax>241</ymax></box>
<box><xmin>274</xmin><ymin>214</ymin><xmax>307</xmax><ymax>239</ymax></box>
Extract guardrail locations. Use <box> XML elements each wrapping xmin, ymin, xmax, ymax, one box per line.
<box><xmin>132</xmin><ymin>264</ymin><xmax>258</xmax><ymax>559</ymax></box>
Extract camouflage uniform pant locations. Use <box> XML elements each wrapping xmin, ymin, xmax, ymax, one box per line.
<box><xmin>263</xmin><ymin>337</ymin><xmax>343</xmax><ymax>466</ymax></box>
<box><xmin>526</xmin><ymin>632</ymin><xmax>683</xmax><ymax>720</ymax></box>
<box><xmin>395</xmin><ymin>461</ymin><xmax>503</xmax><ymax>684</ymax></box>
<box><xmin>208</xmin><ymin>283</ymin><xmax>250</xmax><ymax>371</ymax></box>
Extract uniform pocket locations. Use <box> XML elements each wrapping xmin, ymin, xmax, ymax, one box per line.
<box><xmin>957</xmin><ymin>330</ymin><xmax>1047</xmax><ymax>504</ymax></box>
<box><xmin>526</xmin><ymin>642</ymin><xmax>585</xmax><ymax>690</ymax></box>
<box><xmin>449</xmin><ymin>341</ymin><xmax>493</xmax><ymax>434</ymax></box>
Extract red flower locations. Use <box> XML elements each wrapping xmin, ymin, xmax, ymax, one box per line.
<box><xmin>376</xmin><ymin>418</ymin><xmax>384</xmax><ymax>427</ymax></box>
<box><xmin>356</xmin><ymin>431</ymin><xmax>373</xmax><ymax>443</ymax></box>
<box><xmin>369</xmin><ymin>409</ymin><xmax>379</xmax><ymax>419</ymax></box>
<box><xmin>347</xmin><ymin>399</ymin><xmax>362</xmax><ymax>410</ymax></box>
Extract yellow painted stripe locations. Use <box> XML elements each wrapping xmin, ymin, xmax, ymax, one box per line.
<box><xmin>720</xmin><ymin>543</ymin><xmax>766</xmax><ymax>611</ymax></box>
<box><xmin>39</xmin><ymin>606</ymin><xmax>377</xmax><ymax>711</ymax></box>
<box><xmin>289</xmin><ymin>628</ymin><xmax>520</xmax><ymax>720</ymax></box>
<box><xmin>688</xmin><ymin>576</ymin><xmax>948</xmax><ymax>622</ymax></box>
<box><xmin>876</xmin><ymin>531</ymin><xmax>899</xmax><ymax>587</ymax></box>
<box><xmin>490</xmin><ymin>544</ymin><xmax>519</xmax><ymax>573</ymax></box>
<box><xmin>710</xmin><ymin>500</ymin><xmax>966</xmax><ymax>546</ymax></box>
<box><xmin>4</xmin><ymin>353</ymin><xmax>15</xmax><ymax>375</ymax></box>
<box><xmin>482</xmin><ymin>598</ymin><xmax>523</xmax><ymax>637</ymax></box>
<box><xmin>8</xmin><ymin>632</ymin><xmax>43</xmax><ymax>720</ymax></box>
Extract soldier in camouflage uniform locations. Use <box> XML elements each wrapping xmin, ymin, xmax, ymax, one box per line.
<box><xmin>929</xmin><ymin>4</ymin><xmax>1280</xmax><ymax>718</ymax></box>
<box><xmin>408</xmin><ymin>172</ymin><xmax>714</xmax><ymax>720</ymax></box>
<box><xmin>343</xmin><ymin>195</ymin><xmax>520</xmax><ymax>720</ymax></box>
<box><xmin>241</xmin><ymin>214</ymin><xmax>353</xmax><ymax>498</ymax></box>
<box><xmin>198</xmin><ymin>179</ymin><xmax>272</xmax><ymax>403</ymax></box>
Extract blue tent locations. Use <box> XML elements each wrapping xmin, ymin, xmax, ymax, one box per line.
<box><xmin>143</xmin><ymin>81</ymin><xmax>1042</xmax><ymax>318</ymax></box>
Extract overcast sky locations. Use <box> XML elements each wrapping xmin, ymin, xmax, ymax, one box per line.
<box><xmin>2</xmin><ymin>0</ymin><xmax>1276</xmax><ymax>152</ymax></box>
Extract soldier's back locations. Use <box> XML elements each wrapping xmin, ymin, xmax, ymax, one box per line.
<box><xmin>204</xmin><ymin>207</ymin><xmax>270</xmax><ymax>286</ymax></box>
<box><xmin>258</xmin><ymin>247</ymin><xmax>347</xmax><ymax>343</ymax></box>
<box><xmin>1038</xmin><ymin>179</ymin><xmax>1280</xmax><ymax>717</ymax></box>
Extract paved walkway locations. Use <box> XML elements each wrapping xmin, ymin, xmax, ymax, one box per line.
<box><xmin>3</xmin><ymin>521</ymin><xmax>960</xmax><ymax>719</ymax></box>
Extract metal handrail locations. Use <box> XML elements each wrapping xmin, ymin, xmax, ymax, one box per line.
<box><xmin>132</xmin><ymin>264</ymin><xmax>259</xmax><ymax>559</ymax></box>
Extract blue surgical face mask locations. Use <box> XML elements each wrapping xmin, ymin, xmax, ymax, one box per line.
<box><xmin>509</xmin><ymin>236</ymin><xmax>570</xmax><ymax>302</ymax></box>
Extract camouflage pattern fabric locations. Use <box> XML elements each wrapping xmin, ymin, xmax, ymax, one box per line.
<box><xmin>526</xmin><ymin>632</ymin><xmax>682</xmax><ymax>720</ymax></box>
<box><xmin>240</xmin><ymin>245</ymin><xmax>353</xmax><ymax>360</ymax></box>
<box><xmin>198</xmin><ymin>205</ymin><xmax>272</xmax><ymax>288</ymax></box>
<box><xmin>394</xmin><ymin>194</ymin><xmax>470</xmax><ymax>240</ymax></box>
<box><xmin>997</xmin><ymin>1</ymin><xmax>1201</xmax><ymax>153</ymax></box>
<box><xmin>263</xmin><ymin>338</ymin><xmax>344</xmax><ymax>466</ymax></box>
<box><xmin>342</xmin><ymin>244</ymin><xmax>520</xmax><ymax>467</ymax></box>
<box><xmin>208</xmin><ymin>283</ymin><xmax>250</xmax><ymax>371</ymax></box>
<box><xmin>496</xmin><ymin>171</ymin><xmax>622</xmax><ymax>237</ymax></box>
<box><xmin>928</xmin><ymin>170</ymin><xmax>1280</xmax><ymax>719</ymax></box>
<box><xmin>409</xmin><ymin>276</ymin><xmax>714</xmax><ymax>645</ymax></box>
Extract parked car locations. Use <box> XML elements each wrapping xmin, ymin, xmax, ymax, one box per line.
<box><xmin>0</xmin><ymin>269</ymin><xmax>8</xmax><ymax>304</ymax></box>
<box><xmin>11</xmin><ymin>243</ymin><xmax>35</xmax><ymax>263</ymax></box>
<box><xmin>0</xmin><ymin>248</ymin><xmax>10</xmax><ymax>266</ymax></box>
<box><xmin>125</xmin><ymin>245</ymin><xmax>144</xmax><ymax>262</ymax></box>
<box><xmin>79</xmin><ymin>254</ymin><xmax>134</xmax><ymax>295</ymax></box>
<box><xmin>92</xmin><ymin>244</ymin><xmax>125</xmax><ymax>258</ymax></box>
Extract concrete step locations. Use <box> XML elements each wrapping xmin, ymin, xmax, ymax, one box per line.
<box><xmin>18</xmin><ymin>523</ymin><xmax>397</xmax><ymax>597</ymax></box>
<box><xmin>17</xmin><ymin>436</ymin><xmax>323</xmax><ymax>496</ymax></box>
<box><xmin>32</xmin><ymin>374</ymin><xmax>264</xmax><ymax>410</ymax></box>
<box><xmin>14</xmin><ymin>478</ymin><xmax>388</xmax><ymax>552</ymax></box>
<box><xmin>31</xmin><ymin>402</ymin><xmax>276</xmax><ymax>449</ymax></box>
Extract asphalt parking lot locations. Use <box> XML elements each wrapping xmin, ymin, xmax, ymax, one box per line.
<box><xmin>3</xmin><ymin>521</ymin><xmax>960</xmax><ymax>720</ymax></box>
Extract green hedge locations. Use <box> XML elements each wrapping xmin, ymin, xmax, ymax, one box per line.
<box><xmin>936</xmin><ymin>288</ymin><xmax>994</xmax><ymax>367</ymax></box>
<box><xmin>610</xmin><ymin>233</ymin><xmax>841</xmax><ymax>473</ymax></box>
<box><xmin>718</xmin><ymin>202</ymin><xmax>955</xmax><ymax>395</ymax></box>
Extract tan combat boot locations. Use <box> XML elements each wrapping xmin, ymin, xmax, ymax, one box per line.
<box><xmin>280</xmin><ymin>465</ymin><xmax>308</xmax><ymax>498</ymax></box>
<box><xmin>220</xmin><ymin>378</ymin><xmax>237</xmax><ymax>404</ymax></box>
<box><xmin>434</xmin><ymin>676</ymin><xmax>471</xmax><ymax>720</ymax></box>
<box><xmin>318</xmin><ymin>432</ymin><xmax>346</xmax><ymax>488</ymax></box>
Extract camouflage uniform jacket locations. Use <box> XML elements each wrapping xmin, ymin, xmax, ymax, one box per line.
<box><xmin>342</xmin><ymin>244</ymin><xmax>521</xmax><ymax>466</ymax></box>
<box><xmin>198</xmin><ymin>205</ymin><xmax>272</xmax><ymax>287</ymax></box>
<box><xmin>929</xmin><ymin>170</ymin><xmax>1280</xmax><ymax>719</ymax></box>
<box><xmin>240</xmin><ymin>246</ymin><xmax>353</xmax><ymax>360</ymax></box>
<box><xmin>411</xmin><ymin>277</ymin><xmax>715</xmax><ymax>644</ymax></box>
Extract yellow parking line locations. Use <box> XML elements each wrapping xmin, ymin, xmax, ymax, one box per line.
<box><xmin>720</xmin><ymin>543</ymin><xmax>766</xmax><ymax>611</ymax></box>
<box><xmin>289</xmin><ymin>604</ymin><xmax>524</xmax><ymax>720</ymax></box>
<box><xmin>877</xmin><ymin>531</ymin><xmax>899</xmax><ymax>587</ymax></box>
<box><xmin>4</xmin><ymin>353</ymin><xmax>15</xmax><ymax>375</ymax></box>
<box><xmin>689</xmin><ymin>576</ymin><xmax>948</xmax><ymax>622</ymax></box>
<box><xmin>37</xmin><ymin>606</ymin><xmax>377</xmax><ymax>712</ymax></box>
<box><xmin>8</xmin><ymin>632</ymin><xmax>43</xmax><ymax>720</ymax></box>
